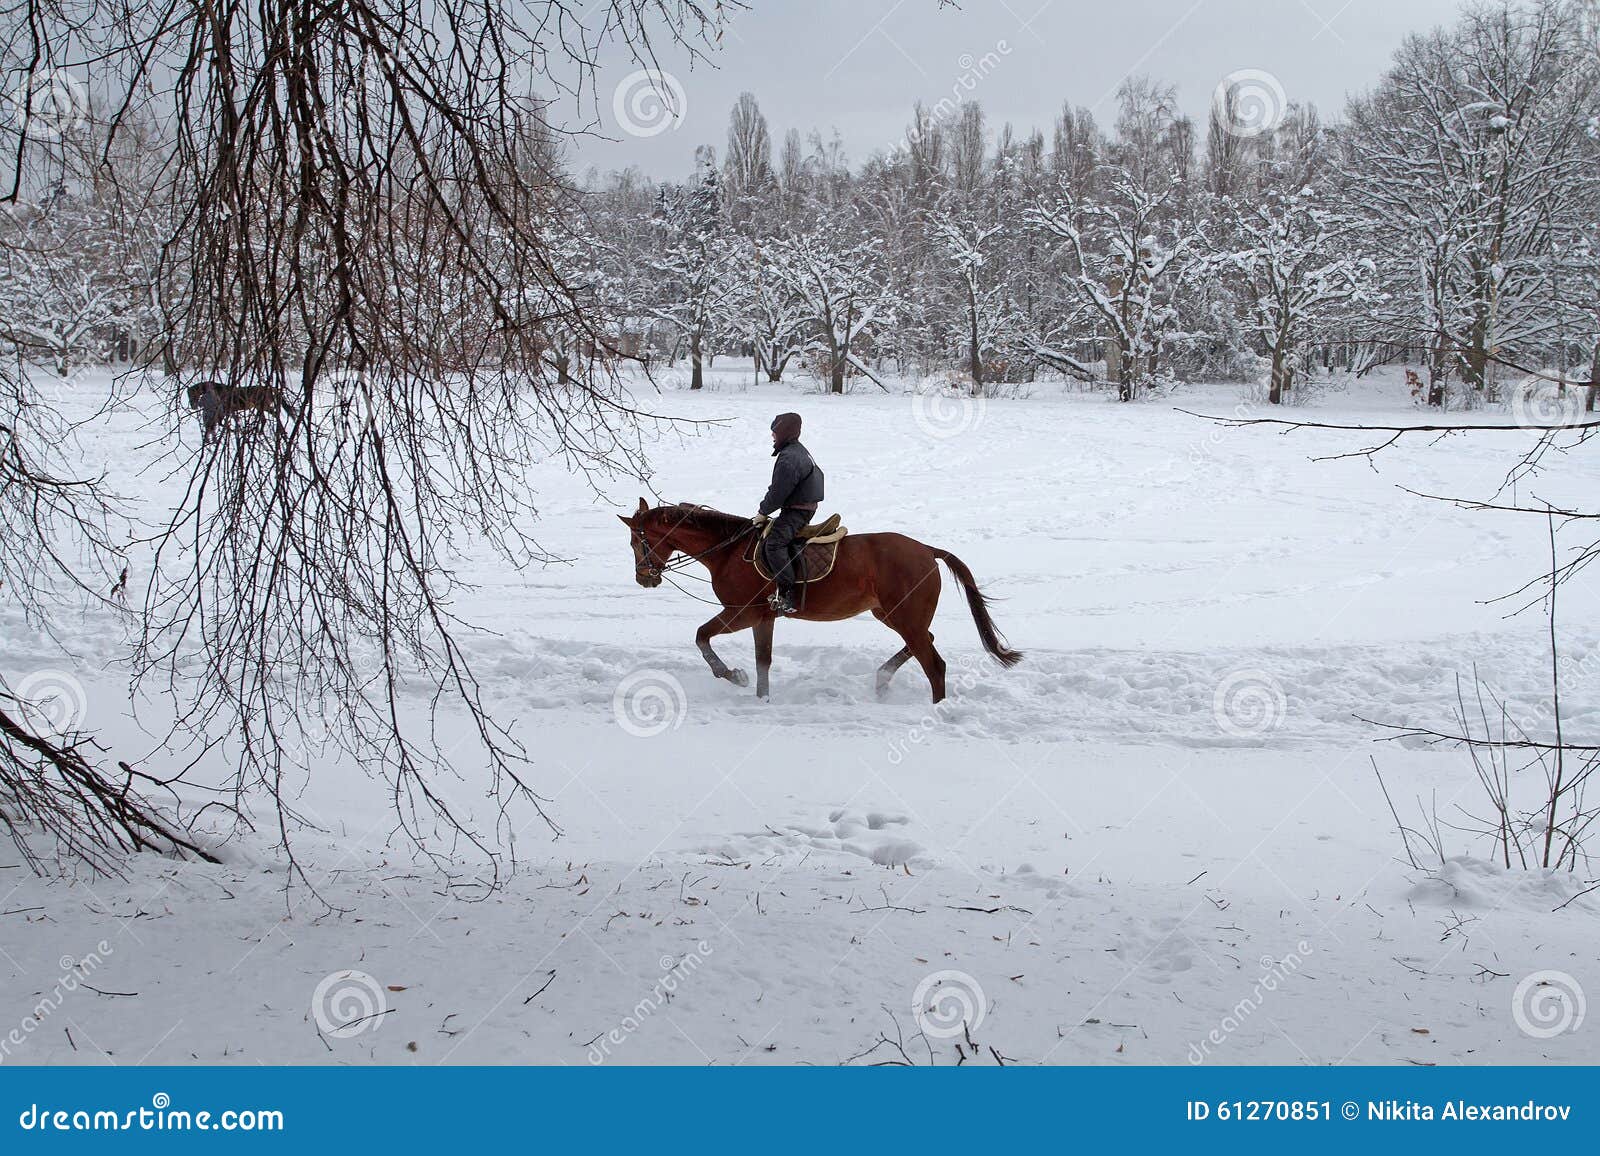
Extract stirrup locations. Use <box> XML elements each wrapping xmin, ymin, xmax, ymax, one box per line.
<box><xmin>768</xmin><ymin>592</ymin><xmax>797</xmax><ymax>615</ymax></box>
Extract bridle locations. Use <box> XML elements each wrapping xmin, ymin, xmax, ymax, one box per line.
<box><xmin>631</xmin><ymin>526</ymin><xmax>668</xmax><ymax>581</ymax></box>
<box><xmin>632</xmin><ymin>516</ymin><xmax>759</xmax><ymax>582</ymax></box>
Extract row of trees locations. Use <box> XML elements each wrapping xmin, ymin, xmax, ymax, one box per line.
<box><xmin>578</xmin><ymin>0</ymin><xmax>1599</xmax><ymax>406</ymax></box>
<box><xmin>2</xmin><ymin>0</ymin><xmax>1597</xmax><ymax>880</ymax></box>
<box><xmin>5</xmin><ymin>3</ymin><xmax>1595</xmax><ymax>408</ymax></box>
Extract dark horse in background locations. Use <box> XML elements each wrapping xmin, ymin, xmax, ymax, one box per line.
<box><xmin>619</xmin><ymin>499</ymin><xmax>1022</xmax><ymax>702</ymax></box>
<box><xmin>186</xmin><ymin>379</ymin><xmax>298</xmax><ymax>440</ymax></box>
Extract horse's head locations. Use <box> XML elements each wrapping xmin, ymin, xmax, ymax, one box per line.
<box><xmin>618</xmin><ymin>497</ymin><xmax>667</xmax><ymax>588</ymax></box>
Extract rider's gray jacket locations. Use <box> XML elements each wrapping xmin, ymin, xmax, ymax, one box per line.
<box><xmin>759</xmin><ymin>440</ymin><xmax>825</xmax><ymax>515</ymax></box>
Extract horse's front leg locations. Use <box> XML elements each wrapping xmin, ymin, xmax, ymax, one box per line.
<box><xmin>695</xmin><ymin>609</ymin><xmax>757</xmax><ymax>687</ymax></box>
<box><xmin>753</xmin><ymin>616</ymin><xmax>774</xmax><ymax>699</ymax></box>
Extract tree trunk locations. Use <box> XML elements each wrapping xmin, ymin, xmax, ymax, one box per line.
<box><xmin>1268</xmin><ymin>345</ymin><xmax>1289</xmax><ymax>405</ymax></box>
<box><xmin>1427</xmin><ymin>337</ymin><xmax>1448</xmax><ymax>408</ymax></box>
<box><xmin>1588</xmin><ymin>340</ymin><xmax>1600</xmax><ymax>413</ymax></box>
<box><xmin>1464</xmin><ymin>291</ymin><xmax>1490</xmax><ymax>395</ymax></box>
<box><xmin>967</xmin><ymin>290</ymin><xmax>983</xmax><ymax>391</ymax></box>
<box><xmin>1115</xmin><ymin>339</ymin><xmax>1134</xmax><ymax>402</ymax></box>
<box><xmin>689</xmin><ymin>332</ymin><xmax>703</xmax><ymax>390</ymax></box>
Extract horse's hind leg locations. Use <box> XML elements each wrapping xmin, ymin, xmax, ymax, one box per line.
<box><xmin>877</xmin><ymin>615</ymin><xmax>946</xmax><ymax>703</ymax></box>
<box><xmin>908</xmin><ymin>632</ymin><xmax>948</xmax><ymax>703</ymax></box>
<box><xmin>875</xmin><ymin>646</ymin><xmax>912</xmax><ymax>699</ymax></box>
<box><xmin>695</xmin><ymin>608</ymin><xmax>759</xmax><ymax>687</ymax></box>
<box><xmin>875</xmin><ymin>588</ymin><xmax>946</xmax><ymax>703</ymax></box>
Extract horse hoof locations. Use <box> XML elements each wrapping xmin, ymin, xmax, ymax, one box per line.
<box><xmin>726</xmin><ymin>669</ymin><xmax>749</xmax><ymax>687</ymax></box>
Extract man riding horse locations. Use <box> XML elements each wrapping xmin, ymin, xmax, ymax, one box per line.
<box><xmin>757</xmin><ymin>412</ymin><xmax>824</xmax><ymax>615</ymax></box>
<box><xmin>618</xmin><ymin>410</ymin><xmax>1020</xmax><ymax>702</ymax></box>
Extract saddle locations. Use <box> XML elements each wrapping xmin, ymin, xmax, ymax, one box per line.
<box><xmin>745</xmin><ymin>514</ymin><xmax>848</xmax><ymax>584</ymax></box>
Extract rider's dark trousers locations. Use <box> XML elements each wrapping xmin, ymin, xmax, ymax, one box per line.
<box><xmin>762</xmin><ymin>507</ymin><xmax>814</xmax><ymax>598</ymax></box>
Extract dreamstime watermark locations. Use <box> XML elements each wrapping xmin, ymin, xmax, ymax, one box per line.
<box><xmin>1212</xmin><ymin>69</ymin><xmax>1288</xmax><ymax>139</ymax></box>
<box><xmin>17</xmin><ymin>1093</ymin><xmax>284</xmax><ymax>1132</ymax></box>
<box><xmin>1188</xmin><ymin>397</ymin><xmax>1261</xmax><ymax>467</ymax></box>
<box><xmin>612</xmin><ymin>669</ymin><xmax>688</xmax><ymax>737</ymax></box>
<box><xmin>318</xmin><ymin>366</ymin><xmax>385</xmax><ymax>439</ymax></box>
<box><xmin>911</xmin><ymin>969</ymin><xmax>986</xmax><ymax>1040</ymax></box>
<box><xmin>310</xmin><ymin>970</ymin><xmax>388</xmax><ymax>1039</ymax></box>
<box><xmin>1212</xmin><ymin>668</ymin><xmax>1287</xmax><ymax>739</ymax></box>
<box><xmin>279</xmin><ymin>698</ymin><xmax>346</xmax><ymax>770</ymax></box>
<box><xmin>612</xmin><ymin>69</ymin><xmax>688</xmax><ymax>137</ymax></box>
<box><xmin>13</xmin><ymin>669</ymin><xmax>89</xmax><ymax>735</ymax></box>
<box><xmin>8</xmin><ymin>69</ymin><xmax>87</xmax><ymax>141</ymax></box>
<box><xmin>1512</xmin><ymin>970</ymin><xmax>1585</xmax><ymax>1039</ymax></box>
<box><xmin>911</xmin><ymin>384</ymin><xmax>987</xmax><ymax>440</ymax></box>
<box><xmin>1512</xmin><ymin>647</ymin><xmax>1600</xmax><ymax>738</ymax></box>
<box><xmin>885</xmin><ymin>650</ymin><xmax>1006</xmax><ymax>765</ymax></box>
<box><xmin>1509</xmin><ymin>375</ymin><xmax>1586</xmax><ymax>429</ymax></box>
<box><xmin>887</xmin><ymin>41</ymin><xmax>1012</xmax><ymax>159</ymax></box>
<box><xmin>1187</xmin><ymin>941</ymin><xmax>1313</xmax><ymax>1063</ymax></box>
<box><xmin>0</xmin><ymin>942</ymin><xmax>113</xmax><ymax>1064</ymax></box>
<box><xmin>587</xmin><ymin>941</ymin><xmax>713</xmax><ymax>1063</ymax></box>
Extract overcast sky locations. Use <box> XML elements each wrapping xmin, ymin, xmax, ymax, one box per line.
<box><xmin>562</xmin><ymin>0</ymin><xmax>1467</xmax><ymax>180</ymax></box>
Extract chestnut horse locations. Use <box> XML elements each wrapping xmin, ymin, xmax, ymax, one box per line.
<box><xmin>618</xmin><ymin>499</ymin><xmax>1021</xmax><ymax>702</ymax></box>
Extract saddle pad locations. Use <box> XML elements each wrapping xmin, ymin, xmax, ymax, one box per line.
<box><xmin>744</xmin><ymin>524</ymin><xmax>848</xmax><ymax>584</ymax></box>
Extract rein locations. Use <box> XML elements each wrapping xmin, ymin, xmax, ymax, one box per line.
<box><xmin>633</xmin><ymin>518</ymin><xmax>756</xmax><ymax>581</ymax></box>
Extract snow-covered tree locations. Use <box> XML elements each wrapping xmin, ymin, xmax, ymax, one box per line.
<box><xmin>1341</xmin><ymin>0</ymin><xmax>1598</xmax><ymax>404</ymax></box>
<box><xmin>734</xmin><ymin>238</ymin><xmax>810</xmax><ymax>382</ymax></box>
<box><xmin>723</xmin><ymin>92</ymin><xmax>774</xmax><ymax>226</ymax></box>
<box><xmin>924</xmin><ymin>211</ymin><xmax>1025</xmax><ymax>390</ymax></box>
<box><xmin>1214</xmin><ymin>188</ymin><xmax>1377</xmax><ymax>403</ymax></box>
<box><xmin>1030</xmin><ymin>167</ymin><xmax>1201</xmax><ymax>399</ymax></box>
<box><xmin>766</xmin><ymin>214</ymin><xmax>892</xmax><ymax>393</ymax></box>
<box><xmin>648</xmin><ymin>163</ymin><xmax>737</xmax><ymax>389</ymax></box>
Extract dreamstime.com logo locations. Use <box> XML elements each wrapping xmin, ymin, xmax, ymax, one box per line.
<box><xmin>0</xmin><ymin>943</ymin><xmax>113</xmax><ymax>1064</ymax></box>
<box><xmin>8</xmin><ymin>69</ymin><xmax>87</xmax><ymax>141</ymax></box>
<box><xmin>911</xmin><ymin>969</ymin><xmax>986</xmax><ymax>1040</ymax></box>
<box><xmin>911</xmin><ymin>385</ymin><xmax>987</xmax><ymax>440</ymax></box>
<box><xmin>1212</xmin><ymin>69</ymin><xmax>1288</xmax><ymax>139</ymax></box>
<box><xmin>319</xmin><ymin>367</ymin><xmax>385</xmax><ymax>439</ymax></box>
<box><xmin>887</xmin><ymin>41</ymin><xmax>1012</xmax><ymax>158</ymax></box>
<box><xmin>1212</xmin><ymin>668</ymin><xmax>1287</xmax><ymax>739</ymax></box>
<box><xmin>612</xmin><ymin>69</ymin><xmax>687</xmax><ymax>137</ymax></box>
<box><xmin>1188</xmin><ymin>941</ymin><xmax>1313</xmax><ymax>1063</ymax></box>
<box><xmin>588</xmin><ymin>942</ymin><xmax>713</xmax><ymax>1063</ymax></box>
<box><xmin>16</xmin><ymin>1093</ymin><xmax>283</xmax><ymax>1133</ymax></box>
<box><xmin>885</xmin><ymin>650</ymin><xmax>1007</xmax><ymax>764</ymax></box>
<box><xmin>311</xmin><ymin>970</ymin><xmax>389</xmax><ymax>1039</ymax></box>
<box><xmin>612</xmin><ymin>669</ymin><xmax>688</xmax><ymax>736</ymax></box>
<box><xmin>12</xmin><ymin>669</ymin><xmax>89</xmax><ymax>735</ymax></box>
<box><xmin>1512</xmin><ymin>970</ymin><xmax>1585</xmax><ymax>1039</ymax></box>
<box><xmin>1509</xmin><ymin>376</ymin><xmax>1586</xmax><ymax>429</ymax></box>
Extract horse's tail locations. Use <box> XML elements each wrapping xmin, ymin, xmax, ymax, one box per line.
<box><xmin>931</xmin><ymin>548</ymin><xmax>1023</xmax><ymax>669</ymax></box>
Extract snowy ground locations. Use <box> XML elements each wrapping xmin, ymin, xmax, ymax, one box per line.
<box><xmin>3</xmin><ymin>365</ymin><xmax>1598</xmax><ymax>1066</ymax></box>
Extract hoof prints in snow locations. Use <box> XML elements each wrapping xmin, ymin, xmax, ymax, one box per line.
<box><xmin>697</xmin><ymin>808</ymin><xmax>925</xmax><ymax>869</ymax></box>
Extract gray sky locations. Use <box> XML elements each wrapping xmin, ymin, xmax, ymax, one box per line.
<box><xmin>565</xmin><ymin>0</ymin><xmax>1467</xmax><ymax>180</ymax></box>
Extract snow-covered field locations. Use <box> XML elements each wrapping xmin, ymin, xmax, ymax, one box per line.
<box><xmin>4</xmin><ymin>366</ymin><xmax>1598</xmax><ymax>1066</ymax></box>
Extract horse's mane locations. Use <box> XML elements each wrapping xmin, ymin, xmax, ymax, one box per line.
<box><xmin>647</xmin><ymin>503</ymin><xmax>752</xmax><ymax>537</ymax></box>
